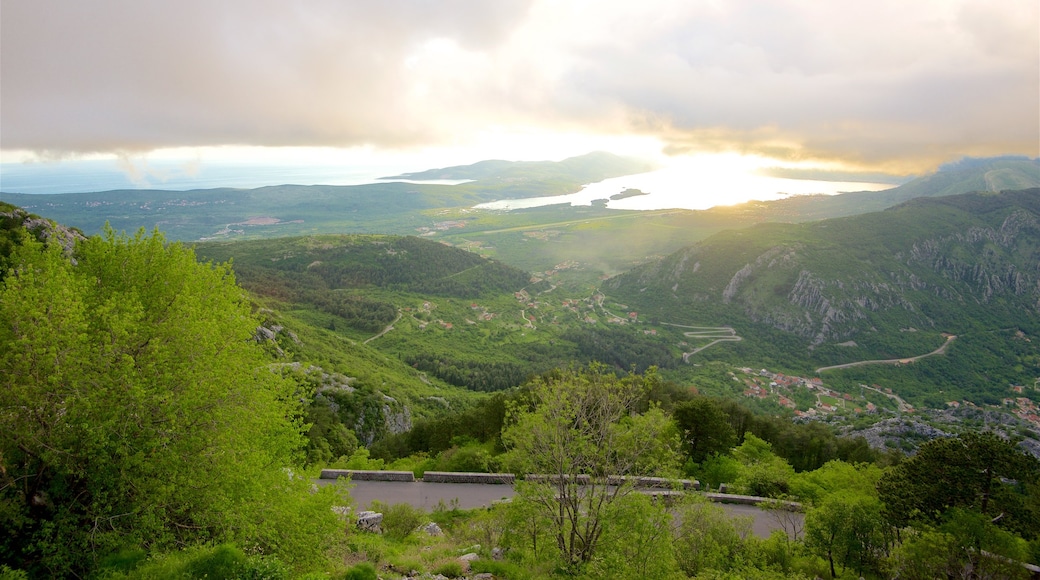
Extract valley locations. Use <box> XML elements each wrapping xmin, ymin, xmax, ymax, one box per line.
<box><xmin>3</xmin><ymin>154</ymin><xmax>1040</xmax><ymax>579</ymax></box>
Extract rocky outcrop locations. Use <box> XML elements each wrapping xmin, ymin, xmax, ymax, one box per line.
<box><xmin>1</xmin><ymin>205</ymin><xmax>86</xmax><ymax>263</ymax></box>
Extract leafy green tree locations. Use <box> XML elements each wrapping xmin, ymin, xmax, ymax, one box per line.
<box><xmin>586</xmin><ymin>493</ymin><xmax>679</xmax><ymax>579</ymax></box>
<box><xmin>500</xmin><ymin>365</ymin><xmax>680</xmax><ymax>570</ymax></box>
<box><xmin>0</xmin><ymin>229</ymin><xmax>341</xmax><ymax>576</ymax></box>
<box><xmin>671</xmin><ymin>495</ymin><xmax>753</xmax><ymax>576</ymax></box>
<box><xmin>884</xmin><ymin>512</ymin><xmax>1031</xmax><ymax>580</ymax></box>
<box><xmin>877</xmin><ymin>432</ymin><xmax>1040</xmax><ymax>537</ymax></box>
<box><xmin>790</xmin><ymin>460</ymin><xmax>883</xmax><ymax>506</ymax></box>
<box><xmin>696</xmin><ymin>452</ymin><xmax>742</xmax><ymax>490</ymax></box>
<box><xmin>733</xmin><ymin>433</ymin><xmax>796</xmax><ymax>498</ymax></box>
<box><xmin>804</xmin><ymin>493</ymin><xmax>888</xmax><ymax>578</ymax></box>
<box><xmin>673</xmin><ymin>397</ymin><xmax>737</xmax><ymax>463</ymax></box>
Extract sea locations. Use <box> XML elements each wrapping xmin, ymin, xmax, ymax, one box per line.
<box><xmin>0</xmin><ymin>159</ymin><xmax>894</xmax><ymax>212</ymax></box>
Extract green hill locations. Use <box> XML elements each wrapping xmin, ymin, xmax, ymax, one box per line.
<box><xmin>748</xmin><ymin>156</ymin><xmax>1040</xmax><ymax>222</ymax></box>
<box><xmin>384</xmin><ymin>150</ymin><xmax>655</xmax><ymax>186</ymax></box>
<box><xmin>605</xmin><ymin>189</ymin><xmax>1040</xmax><ymax>404</ymax></box>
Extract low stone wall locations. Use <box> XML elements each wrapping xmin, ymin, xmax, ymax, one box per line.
<box><xmin>705</xmin><ymin>492</ymin><xmax>802</xmax><ymax>510</ymax></box>
<box><xmin>319</xmin><ymin>469</ymin><xmax>415</xmax><ymax>482</ymax></box>
<box><xmin>422</xmin><ymin>471</ymin><xmax>516</xmax><ymax>484</ymax></box>
<box><xmin>523</xmin><ymin>474</ymin><xmax>592</xmax><ymax>485</ymax></box>
<box><xmin>606</xmin><ymin>475</ymin><xmax>700</xmax><ymax>490</ymax></box>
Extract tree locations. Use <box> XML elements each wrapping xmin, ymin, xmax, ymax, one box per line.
<box><xmin>673</xmin><ymin>397</ymin><xmax>736</xmax><ymax>463</ymax></box>
<box><xmin>732</xmin><ymin>433</ymin><xmax>795</xmax><ymax>498</ymax></box>
<box><xmin>877</xmin><ymin>432</ymin><xmax>1040</xmax><ymax>537</ymax></box>
<box><xmin>587</xmin><ymin>493</ymin><xmax>679</xmax><ymax>579</ymax></box>
<box><xmin>884</xmin><ymin>512</ymin><xmax>1031</xmax><ymax>580</ymax></box>
<box><xmin>500</xmin><ymin>365</ymin><xmax>680</xmax><ymax>570</ymax></box>
<box><xmin>804</xmin><ymin>493</ymin><xmax>888</xmax><ymax>578</ymax></box>
<box><xmin>0</xmin><ymin>229</ymin><xmax>341</xmax><ymax>576</ymax></box>
<box><xmin>671</xmin><ymin>495</ymin><xmax>753</xmax><ymax>576</ymax></box>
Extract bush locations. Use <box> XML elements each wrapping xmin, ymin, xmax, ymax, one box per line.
<box><xmin>432</xmin><ymin>561</ymin><xmax>464</xmax><ymax>578</ymax></box>
<box><xmin>96</xmin><ymin>548</ymin><xmax>147</xmax><ymax>574</ymax></box>
<box><xmin>343</xmin><ymin>562</ymin><xmax>378</xmax><ymax>580</ymax></box>
<box><xmin>99</xmin><ymin>544</ymin><xmax>290</xmax><ymax>580</ymax></box>
<box><xmin>469</xmin><ymin>559</ymin><xmax>530</xmax><ymax>580</ymax></box>
<box><xmin>373</xmin><ymin>502</ymin><xmax>426</xmax><ymax>541</ymax></box>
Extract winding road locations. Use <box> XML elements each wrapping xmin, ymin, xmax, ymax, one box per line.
<box><xmin>815</xmin><ymin>334</ymin><xmax>956</xmax><ymax>374</ymax></box>
<box><xmin>364</xmin><ymin>311</ymin><xmax>403</xmax><ymax>344</ymax></box>
<box><xmin>660</xmin><ymin>323</ymin><xmax>743</xmax><ymax>361</ymax></box>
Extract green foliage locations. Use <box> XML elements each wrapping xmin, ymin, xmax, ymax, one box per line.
<box><xmin>696</xmin><ymin>453</ymin><xmax>743</xmax><ymax>490</ymax></box>
<box><xmin>884</xmin><ymin>518</ymin><xmax>1030</xmax><ymax>580</ymax></box>
<box><xmin>790</xmin><ymin>460</ymin><xmax>883</xmax><ymax>506</ymax></box>
<box><xmin>0</xmin><ymin>229</ymin><xmax>342</xmax><ymax>576</ymax></box>
<box><xmin>674</xmin><ymin>396</ymin><xmax>737</xmax><ymax>462</ymax></box>
<box><xmin>333</xmin><ymin>448</ymin><xmax>386</xmax><ymax>470</ymax></box>
<box><xmin>501</xmin><ymin>366</ymin><xmax>679</xmax><ymax>568</ymax></box>
<box><xmin>372</xmin><ymin>502</ymin><xmax>426</xmax><ymax>541</ymax></box>
<box><xmin>468</xmin><ymin>558</ymin><xmax>529</xmax><ymax>580</ymax></box>
<box><xmin>404</xmin><ymin>352</ymin><xmax>531</xmax><ymax>392</ymax></box>
<box><xmin>197</xmin><ymin>234</ymin><xmax>530</xmax><ymax>302</ymax></box>
<box><xmin>371</xmin><ymin>392</ymin><xmax>510</xmax><ymax>461</ymax></box>
<box><xmin>96</xmin><ymin>544</ymin><xmax>290</xmax><ymax>580</ymax></box>
<box><xmin>431</xmin><ymin>561</ymin><xmax>464</xmax><ymax>578</ymax></box>
<box><xmin>732</xmin><ymin>434</ymin><xmax>796</xmax><ymax>498</ymax></box>
<box><xmin>562</xmin><ymin>325</ymin><xmax>678</xmax><ymax>372</ymax></box>
<box><xmin>877</xmin><ymin>432</ymin><xmax>1040</xmax><ymax>537</ymax></box>
<box><xmin>584</xmin><ymin>492</ymin><xmax>680</xmax><ymax>579</ymax></box>
<box><xmin>342</xmin><ymin>562</ymin><xmax>378</xmax><ymax>580</ymax></box>
<box><xmin>671</xmin><ymin>495</ymin><xmax>754</xmax><ymax>576</ymax></box>
<box><xmin>804</xmin><ymin>493</ymin><xmax>888</xmax><ymax>578</ymax></box>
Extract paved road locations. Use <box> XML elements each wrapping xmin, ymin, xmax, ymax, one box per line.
<box><xmin>315</xmin><ymin>479</ymin><xmax>799</xmax><ymax>539</ymax></box>
<box><xmin>815</xmin><ymin>334</ymin><xmax>956</xmax><ymax>374</ymax></box>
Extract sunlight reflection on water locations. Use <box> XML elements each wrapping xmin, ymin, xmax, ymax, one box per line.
<box><xmin>475</xmin><ymin>163</ymin><xmax>894</xmax><ymax>211</ymax></box>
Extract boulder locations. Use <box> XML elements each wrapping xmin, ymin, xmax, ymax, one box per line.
<box><xmin>356</xmin><ymin>510</ymin><xmax>383</xmax><ymax>533</ymax></box>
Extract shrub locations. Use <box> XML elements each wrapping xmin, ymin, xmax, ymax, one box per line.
<box><xmin>374</xmin><ymin>502</ymin><xmax>426</xmax><ymax>541</ymax></box>
<box><xmin>432</xmin><ymin>561</ymin><xmax>464</xmax><ymax>578</ymax></box>
<box><xmin>469</xmin><ymin>559</ymin><xmax>530</xmax><ymax>580</ymax></box>
<box><xmin>343</xmin><ymin>562</ymin><xmax>377</xmax><ymax>580</ymax></box>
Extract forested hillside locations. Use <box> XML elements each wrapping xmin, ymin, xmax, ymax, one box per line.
<box><xmin>606</xmin><ymin>189</ymin><xmax>1040</xmax><ymax>402</ymax></box>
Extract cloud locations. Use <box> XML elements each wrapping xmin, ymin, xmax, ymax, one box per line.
<box><xmin>1</xmin><ymin>0</ymin><xmax>1036</xmax><ymax>171</ymax></box>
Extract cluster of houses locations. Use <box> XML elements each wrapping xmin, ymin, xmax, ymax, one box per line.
<box><xmin>735</xmin><ymin>368</ymin><xmax>878</xmax><ymax>417</ymax></box>
<box><xmin>1002</xmin><ymin>385</ymin><xmax>1040</xmax><ymax>427</ymax></box>
<box><xmin>733</xmin><ymin>367</ymin><xmax>1040</xmax><ymax>428</ymax></box>
<box><xmin>416</xmin><ymin>220</ymin><xmax>467</xmax><ymax>236</ymax></box>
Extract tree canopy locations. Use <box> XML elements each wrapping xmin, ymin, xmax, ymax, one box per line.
<box><xmin>0</xmin><ymin>228</ymin><xmax>341</xmax><ymax>576</ymax></box>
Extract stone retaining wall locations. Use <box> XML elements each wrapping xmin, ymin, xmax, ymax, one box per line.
<box><xmin>421</xmin><ymin>471</ymin><xmax>516</xmax><ymax>484</ymax></box>
<box><xmin>606</xmin><ymin>475</ymin><xmax>700</xmax><ymax>490</ymax></box>
<box><xmin>320</xmin><ymin>469</ymin><xmax>415</xmax><ymax>482</ymax></box>
<box><xmin>705</xmin><ymin>492</ymin><xmax>801</xmax><ymax>510</ymax></box>
<box><xmin>523</xmin><ymin>474</ymin><xmax>592</xmax><ymax>484</ymax></box>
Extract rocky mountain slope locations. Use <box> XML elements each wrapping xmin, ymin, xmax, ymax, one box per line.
<box><xmin>607</xmin><ymin>189</ymin><xmax>1040</xmax><ymax>348</ymax></box>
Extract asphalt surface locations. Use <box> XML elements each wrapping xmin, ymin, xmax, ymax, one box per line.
<box><xmin>315</xmin><ymin>479</ymin><xmax>800</xmax><ymax>538</ymax></box>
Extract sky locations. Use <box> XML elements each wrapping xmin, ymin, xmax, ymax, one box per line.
<box><xmin>2</xmin><ymin>0</ymin><xmax>1038</xmax><ymax>186</ymax></box>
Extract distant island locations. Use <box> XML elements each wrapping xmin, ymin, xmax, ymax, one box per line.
<box><xmin>610</xmin><ymin>188</ymin><xmax>649</xmax><ymax>200</ymax></box>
